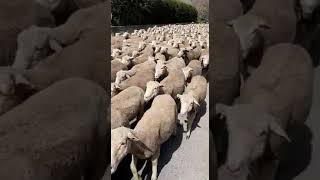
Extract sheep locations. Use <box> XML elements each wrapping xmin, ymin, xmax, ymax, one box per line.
<box><xmin>165</xmin><ymin>45</ymin><xmax>180</xmax><ymax>58</ymax></box>
<box><xmin>177</xmin><ymin>75</ymin><xmax>207</xmax><ymax>139</ymax></box>
<box><xmin>111</xmin><ymin>48</ymin><xmax>122</xmax><ymax>59</ymax></box>
<box><xmin>155</xmin><ymin>52</ymin><xmax>166</xmax><ymax>62</ymax></box>
<box><xmin>111</xmin><ymin>86</ymin><xmax>145</xmax><ymax>129</ymax></box>
<box><xmin>116</xmin><ymin>69</ymin><xmax>154</xmax><ymax>92</ymax></box>
<box><xmin>138</xmin><ymin>41</ymin><xmax>147</xmax><ymax>51</ymax></box>
<box><xmin>215</xmin><ymin>43</ymin><xmax>313</xmax><ymax>180</ymax></box>
<box><xmin>115</xmin><ymin>57</ymin><xmax>155</xmax><ymax>88</ymax></box>
<box><xmin>133</xmin><ymin>53</ymin><xmax>153</xmax><ymax>65</ymax></box>
<box><xmin>111</xmin><ymin>94</ymin><xmax>177</xmax><ymax>180</ymax></box>
<box><xmin>111</xmin><ymin>83</ymin><xmax>118</xmax><ymax>97</ymax></box>
<box><xmin>178</xmin><ymin>47</ymin><xmax>202</xmax><ymax>64</ymax></box>
<box><xmin>36</xmin><ymin>0</ymin><xmax>104</xmax><ymax>12</ymax></box>
<box><xmin>300</xmin><ymin>0</ymin><xmax>320</xmax><ymax>19</ymax></box>
<box><xmin>0</xmin><ymin>154</ymin><xmax>53</xmax><ymax>180</ymax></box>
<box><xmin>0</xmin><ymin>78</ymin><xmax>108</xmax><ymax>180</ymax></box>
<box><xmin>0</xmin><ymin>0</ymin><xmax>55</xmax><ymax>66</ymax></box>
<box><xmin>213</xmin><ymin>0</ymin><xmax>243</xmax><ymax>22</ymax></box>
<box><xmin>116</xmin><ymin>58</ymin><xmax>156</xmax><ymax>91</ymax></box>
<box><xmin>111</xmin><ymin>55</ymin><xmax>134</xmax><ymax>82</ymax></box>
<box><xmin>154</xmin><ymin>60</ymin><xmax>168</xmax><ymax>80</ymax></box>
<box><xmin>228</xmin><ymin>0</ymin><xmax>297</xmax><ymax>60</ymax></box>
<box><xmin>200</xmin><ymin>54</ymin><xmax>209</xmax><ymax>69</ymax></box>
<box><xmin>0</xmin><ymin>68</ymin><xmax>36</xmax><ymax>116</ymax></box>
<box><xmin>182</xmin><ymin>66</ymin><xmax>194</xmax><ymax>82</ymax></box>
<box><xmin>211</xmin><ymin>22</ymin><xmax>242</xmax><ymax>107</ymax></box>
<box><xmin>15</xmin><ymin>3</ymin><xmax>108</xmax><ymax>91</ymax></box>
<box><xmin>186</xmin><ymin>60</ymin><xmax>203</xmax><ymax>78</ymax></box>
<box><xmin>13</xmin><ymin>26</ymin><xmax>63</xmax><ymax>70</ymax></box>
<box><xmin>165</xmin><ymin>57</ymin><xmax>186</xmax><ymax>70</ymax></box>
<box><xmin>144</xmin><ymin>68</ymin><xmax>185</xmax><ymax>102</ymax></box>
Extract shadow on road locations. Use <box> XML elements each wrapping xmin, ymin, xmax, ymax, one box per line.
<box><xmin>191</xmin><ymin>100</ymin><xmax>208</xmax><ymax>132</ymax></box>
<box><xmin>140</xmin><ymin>124</ymin><xmax>184</xmax><ymax>180</ymax></box>
<box><xmin>276</xmin><ymin>124</ymin><xmax>313</xmax><ymax>180</ymax></box>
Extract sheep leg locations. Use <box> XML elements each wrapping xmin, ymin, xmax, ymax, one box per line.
<box><xmin>172</xmin><ymin>124</ymin><xmax>177</xmax><ymax>136</ymax></box>
<box><xmin>240</xmin><ymin>73</ymin><xmax>245</xmax><ymax>90</ymax></box>
<box><xmin>186</xmin><ymin>112</ymin><xmax>196</xmax><ymax>139</ymax></box>
<box><xmin>130</xmin><ymin>155</ymin><xmax>141</xmax><ymax>180</ymax></box>
<box><xmin>49</xmin><ymin>39</ymin><xmax>63</xmax><ymax>53</ymax></box>
<box><xmin>151</xmin><ymin>148</ymin><xmax>160</xmax><ymax>180</ymax></box>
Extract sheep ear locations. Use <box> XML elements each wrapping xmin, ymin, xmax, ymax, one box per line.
<box><xmin>128</xmin><ymin>130</ymin><xmax>154</xmax><ymax>153</ymax></box>
<box><xmin>215</xmin><ymin>103</ymin><xmax>231</xmax><ymax>117</ymax></box>
<box><xmin>227</xmin><ymin>19</ymin><xmax>236</xmax><ymax>27</ymax></box>
<box><xmin>268</xmin><ymin>116</ymin><xmax>290</xmax><ymax>142</ymax></box>
<box><xmin>127</xmin><ymin>131</ymin><xmax>140</xmax><ymax>142</ymax></box>
<box><xmin>15</xmin><ymin>74</ymin><xmax>31</xmax><ymax>86</ymax></box>
<box><xmin>193</xmin><ymin>98</ymin><xmax>200</xmax><ymax>106</ymax></box>
<box><xmin>125</xmin><ymin>74</ymin><xmax>131</xmax><ymax>79</ymax></box>
<box><xmin>49</xmin><ymin>39</ymin><xmax>63</xmax><ymax>52</ymax></box>
<box><xmin>257</xmin><ymin>18</ymin><xmax>271</xmax><ymax>29</ymax></box>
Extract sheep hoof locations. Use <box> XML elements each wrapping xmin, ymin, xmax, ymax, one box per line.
<box><xmin>186</xmin><ymin>132</ymin><xmax>191</xmax><ymax>139</ymax></box>
<box><xmin>134</xmin><ymin>175</ymin><xmax>142</xmax><ymax>180</ymax></box>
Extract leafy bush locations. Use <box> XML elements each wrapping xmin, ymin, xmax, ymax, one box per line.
<box><xmin>111</xmin><ymin>0</ymin><xmax>198</xmax><ymax>26</ymax></box>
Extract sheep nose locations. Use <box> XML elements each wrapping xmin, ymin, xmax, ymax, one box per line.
<box><xmin>144</xmin><ymin>96</ymin><xmax>150</xmax><ymax>102</ymax></box>
<box><xmin>225</xmin><ymin>162</ymin><xmax>241</xmax><ymax>174</ymax></box>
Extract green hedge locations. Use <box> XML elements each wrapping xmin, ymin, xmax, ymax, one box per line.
<box><xmin>111</xmin><ymin>0</ymin><xmax>198</xmax><ymax>26</ymax></box>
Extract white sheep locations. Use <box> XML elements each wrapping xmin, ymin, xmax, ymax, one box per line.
<box><xmin>144</xmin><ymin>68</ymin><xmax>185</xmax><ymax>102</ymax></box>
<box><xmin>111</xmin><ymin>55</ymin><xmax>134</xmax><ymax>82</ymax></box>
<box><xmin>116</xmin><ymin>58</ymin><xmax>156</xmax><ymax>91</ymax></box>
<box><xmin>215</xmin><ymin>43</ymin><xmax>313</xmax><ymax>179</ymax></box>
<box><xmin>111</xmin><ymin>94</ymin><xmax>177</xmax><ymax>179</ymax></box>
<box><xmin>178</xmin><ymin>75</ymin><xmax>207</xmax><ymax>139</ymax></box>
<box><xmin>183</xmin><ymin>60</ymin><xmax>203</xmax><ymax>81</ymax></box>
<box><xmin>228</xmin><ymin>0</ymin><xmax>296</xmax><ymax>59</ymax></box>
<box><xmin>300</xmin><ymin>0</ymin><xmax>320</xmax><ymax>19</ymax></box>
<box><xmin>111</xmin><ymin>86</ymin><xmax>145</xmax><ymax>129</ymax></box>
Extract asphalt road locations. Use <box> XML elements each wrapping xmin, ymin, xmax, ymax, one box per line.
<box><xmin>111</xmin><ymin>84</ymin><xmax>209</xmax><ymax>180</ymax></box>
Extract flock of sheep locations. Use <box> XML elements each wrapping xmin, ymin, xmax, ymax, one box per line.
<box><xmin>0</xmin><ymin>1</ymin><xmax>110</xmax><ymax>180</ymax></box>
<box><xmin>1</xmin><ymin>0</ymin><xmax>320</xmax><ymax>179</ymax></box>
<box><xmin>110</xmin><ymin>24</ymin><xmax>209</xmax><ymax>179</ymax></box>
<box><xmin>212</xmin><ymin>0</ymin><xmax>319</xmax><ymax>179</ymax></box>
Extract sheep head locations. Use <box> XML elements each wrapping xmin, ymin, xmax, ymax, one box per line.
<box><xmin>228</xmin><ymin>14</ymin><xmax>270</xmax><ymax>59</ymax></box>
<box><xmin>154</xmin><ymin>60</ymin><xmax>167</xmax><ymax>80</ymax></box>
<box><xmin>144</xmin><ymin>81</ymin><xmax>163</xmax><ymax>102</ymax></box>
<box><xmin>215</xmin><ymin>103</ymin><xmax>290</xmax><ymax>179</ymax></box>
<box><xmin>14</xmin><ymin>26</ymin><xmax>59</xmax><ymax>70</ymax></box>
<box><xmin>119</xmin><ymin>55</ymin><xmax>134</xmax><ymax>66</ymax></box>
<box><xmin>114</xmin><ymin>70</ymin><xmax>132</xmax><ymax>88</ymax></box>
<box><xmin>177</xmin><ymin>94</ymin><xmax>200</xmax><ymax>116</ymax></box>
<box><xmin>182</xmin><ymin>67</ymin><xmax>193</xmax><ymax>80</ymax></box>
<box><xmin>200</xmin><ymin>55</ymin><xmax>209</xmax><ymax>68</ymax></box>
